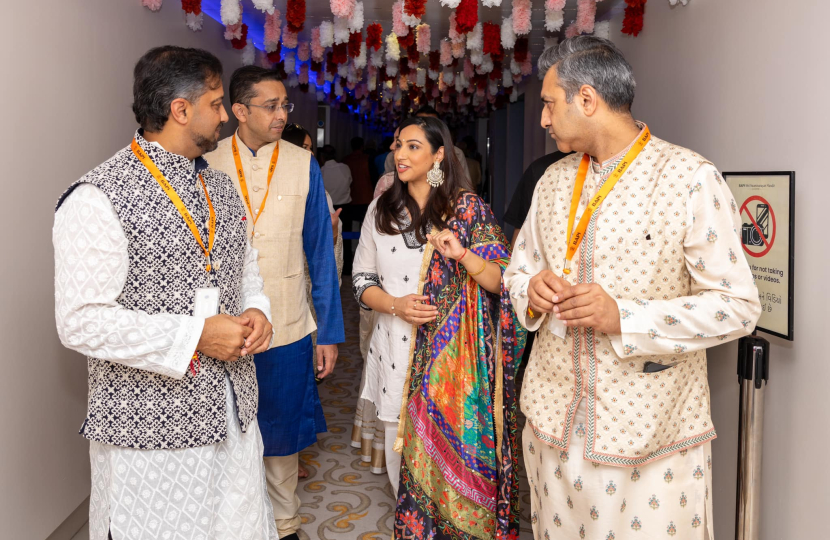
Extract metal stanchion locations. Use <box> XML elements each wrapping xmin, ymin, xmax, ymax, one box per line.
<box><xmin>735</xmin><ymin>335</ymin><xmax>769</xmax><ymax>540</ymax></box>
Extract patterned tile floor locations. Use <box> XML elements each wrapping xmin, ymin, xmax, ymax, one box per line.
<box><xmin>295</xmin><ymin>283</ymin><xmax>534</xmax><ymax>540</ymax></box>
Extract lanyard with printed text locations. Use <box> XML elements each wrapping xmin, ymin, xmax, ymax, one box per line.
<box><xmin>562</xmin><ymin>125</ymin><xmax>651</xmax><ymax>276</ymax></box>
<box><xmin>131</xmin><ymin>139</ymin><xmax>216</xmax><ymax>272</ymax></box>
<box><xmin>232</xmin><ymin>134</ymin><xmax>279</xmax><ymax>236</ymax></box>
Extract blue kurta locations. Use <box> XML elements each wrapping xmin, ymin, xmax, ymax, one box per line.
<box><xmin>254</xmin><ymin>156</ymin><xmax>345</xmax><ymax>456</ymax></box>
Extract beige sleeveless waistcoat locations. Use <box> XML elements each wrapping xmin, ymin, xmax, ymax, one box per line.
<box><xmin>206</xmin><ymin>134</ymin><xmax>315</xmax><ymax>348</ymax></box>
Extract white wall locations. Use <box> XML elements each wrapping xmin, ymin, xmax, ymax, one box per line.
<box><xmin>610</xmin><ymin>1</ymin><xmax>829</xmax><ymax>538</ymax></box>
<box><xmin>0</xmin><ymin>2</ymin><xmax>313</xmax><ymax>537</ymax></box>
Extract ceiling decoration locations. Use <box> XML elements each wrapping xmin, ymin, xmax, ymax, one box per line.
<box><xmin>142</xmin><ymin>0</ymin><xmax>688</xmax><ymax>129</ymax></box>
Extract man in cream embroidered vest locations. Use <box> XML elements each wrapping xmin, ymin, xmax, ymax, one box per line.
<box><xmin>205</xmin><ymin>67</ymin><xmax>344</xmax><ymax>540</ymax></box>
<box><xmin>505</xmin><ymin>37</ymin><xmax>761</xmax><ymax>540</ymax></box>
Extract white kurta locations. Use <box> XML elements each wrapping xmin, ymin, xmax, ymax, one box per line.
<box><xmin>54</xmin><ymin>183</ymin><xmax>278</xmax><ymax>540</ymax></box>
<box><xmin>352</xmin><ymin>201</ymin><xmax>426</xmax><ymax>423</ymax></box>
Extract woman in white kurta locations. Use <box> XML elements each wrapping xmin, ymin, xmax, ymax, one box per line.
<box><xmin>351</xmin><ymin>200</ymin><xmax>428</xmax><ymax>492</ymax></box>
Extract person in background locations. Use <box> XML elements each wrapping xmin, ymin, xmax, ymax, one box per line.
<box><xmin>505</xmin><ymin>36</ymin><xmax>761</xmax><ymax>540</ymax></box>
<box><xmin>458</xmin><ymin>137</ymin><xmax>482</xmax><ymax>192</ymax></box>
<box><xmin>374</xmin><ymin>135</ymin><xmax>394</xmax><ymax>180</ymax></box>
<box><xmin>281</xmin><ymin>123</ymin><xmax>344</xmax><ymax>481</ymax></box>
<box><xmin>319</xmin><ymin>144</ymin><xmax>353</xmax><ymax>213</ymax></box>
<box><xmin>54</xmin><ymin>46</ymin><xmax>276</xmax><ymax>540</ymax></box>
<box><xmin>365</xmin><ymin>138</ymin><xmax>380</xmax><ymax>187</ymax></box>
<box><xmin>205</xmin><ymin>66</ymin><xmax>344</xmax><ymax>540</ymax></box>
<box><xmin>354</xmin><ymin>116</ymin><xmax>525</xmax><ymax>539</ymax></box>
<box><xmin>461</xmin><ymin>134</ymin><xmax>483</xmax><ymax>165</ymax></box>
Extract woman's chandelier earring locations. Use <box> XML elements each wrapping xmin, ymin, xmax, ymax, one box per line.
<box><xmin>426</xmin><ymin>160</ymin><xmax>444</xmax><ymax>187</ymax></box>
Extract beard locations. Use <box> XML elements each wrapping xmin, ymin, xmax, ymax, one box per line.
<box><xmin>191</xmin><ymin>122</ymin><xmax>225</xmax><ymax>154</ymax></box>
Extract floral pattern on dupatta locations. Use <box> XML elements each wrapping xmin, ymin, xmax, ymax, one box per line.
<box><xmin>394</xmin><ymin>193</ymin><xmax>526</xmax><ymax>540</ymax></box>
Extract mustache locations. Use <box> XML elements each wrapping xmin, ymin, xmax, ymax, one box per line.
<box><xmin>216</xmin><ymin>121</ymin><xmax>226</xmax><ymax>131</ymax></box>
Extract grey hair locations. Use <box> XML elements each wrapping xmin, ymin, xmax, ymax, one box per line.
<box><xmin>537</xmin><ymin>36</ymin><xmax>636</xmax><ymax>112</ymax></box>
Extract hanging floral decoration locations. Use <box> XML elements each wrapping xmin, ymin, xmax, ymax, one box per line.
<box><xmin>349</xmin><ymin>2</ymin><xmax>364</xmax><ymax>33</ymax></box>
<box><xmin>398</xmin><ymin>31</ymin><xmax>415</xmax><ymax>49</ymax></box>
<box><xmin>512</xmin><ymin>0</ymin><xmax>532</xmax><ymax>35</ymax></box>
<box><xmin>227</xmin><ymin>23</ymin><xmax>248</xmax><ymax>50</ymax></box>
<box><xmin>366</xmin><ymin>23</ymin><xmax>383</xmax><ymax>50</ymax></box>
<box><xmin>282</xmin><ymin>26</ymin><xmax>298</xmax><ymax>49</ymax></box>
<box><xmin>623</xmin><ymin>0</ymin><xmax>647</xmax><ymax>36</ymax></box>
<box><xmin>455</xmin><ymin>0</ymin><xmax>478</xmax><ymax>34</ymax></box>
<box><xmin>439</xmin><ymin>0</ymin><xmax>462</xmax><ymax>6</ymax></box>
<box><xmin>267</xmin><ymin>45</ymin><xmax>282</xmax><ymax>64</ymax></box>
<box><xmin>220</xmin><ymin>0</ymin><xmax>242</xmax><ymax>26</ymax></box>
<box><xmin>252</xmin><ymin>0</ymin><xmax>275</xmax><ymax>12</ymax></box>
<box><xmin>142</xmin><ymin>0</ymin><xmax>163</xmax><ymax>12</ymax></box>
<box><xmin>404</xmin><ymin>0</ymin><xmax>427</xmax><ymax>23</ymax></box>
<box><xmin>392</xmin><ymin>1</ymin><xmax>408</xmax><ymax>36</ymax></box>
<box><xmin>264</xmin><ymin>9</ymin><xmax>282</xmax><ymax>52</ymax></box>
<box><xmin>348</xmin><ymin>31</ymin><xmax>363</xmax><ymax>58</ymax></box>
<box><xmin>181</xmin><ymin>0</ymin><xmax>203</xmax><ymax>31</ymax></box>
<box><xmin>330</xmin><ymin>0</ymin><xmax>356</xmax><ymax>19</ymax></box>
<box><xmin>575</xmin><ymin>0</ymin><xmax>597</xmax><ymax>35</ymax></box>
<box><xmin>482</xmin><ymin>22</ymin><xmax>502</xmax><ymax>59</ymax></box>
<box><xmin>286</xmin><ymin>0</ymin><xmax>305</xmax><ymax>33</ymax></box>
<box><xmin>416</xmin><ymin>24</ymin><xmax>431</xmax><ymax>54</ymax></box>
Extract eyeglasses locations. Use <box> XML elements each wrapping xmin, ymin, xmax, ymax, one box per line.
<box><xmin>245</xmin><ymin>102</ymin><xmax>294</xmax><ymax>114</ymax></box>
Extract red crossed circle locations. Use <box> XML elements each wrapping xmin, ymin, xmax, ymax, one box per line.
<box><xmin>739</xmin><ymin>195</ymin><xmax>776</xmax><ymax>258</ymax></box>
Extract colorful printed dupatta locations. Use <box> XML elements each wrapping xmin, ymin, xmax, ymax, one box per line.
<box><xmin>393</xmin><ymin>193</ymin><xmax>526</xmax><ymax>540</ymax></box>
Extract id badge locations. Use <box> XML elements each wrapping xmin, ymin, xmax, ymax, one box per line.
<box><xmin>194</xmin><ymin>288</ymin><xmax>220</xmax><ymax>318</ymax></box>
<box><xmin>548</xmin><ymin>315</ymin><xmax>567</xmax><ymax>340</ymax></box>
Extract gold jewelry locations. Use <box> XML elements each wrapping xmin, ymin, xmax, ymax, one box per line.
<box><xmin>426</xmin><ymin>160</ymin><xmax>444</xmax><ymax>187</ymax></box>
<box><xmin>467</xmin><ymin>256</ymin><xmax>487</xmax><ymax>277</ymax></box>
<box><xmin>527</xmin><ymin>307</ymin><xmax>537</xmax><ymax>319</ymax></box>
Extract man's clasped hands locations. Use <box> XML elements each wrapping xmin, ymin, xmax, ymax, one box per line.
<box><xmin>528</xmin><ymin>270</ymin><xmax>622</xmax><ymax>335</ymax></box>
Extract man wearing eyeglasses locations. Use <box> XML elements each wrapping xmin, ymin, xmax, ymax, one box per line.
<box><xmin>205</xmin><ymin>66</ymin><xmax>344</xmax><ymax>540</ymax></box>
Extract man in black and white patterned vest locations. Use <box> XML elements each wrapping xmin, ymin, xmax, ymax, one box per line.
<box><xmin>53</xmin><ymin>47</ymin><xmax>278</xmax><ymax>540</ymax></box>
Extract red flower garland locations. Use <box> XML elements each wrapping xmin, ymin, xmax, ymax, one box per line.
<box><xmin>407</xmin><ymin>40</ymin><xmax>420</xmax><ymax>63</ymax></box>
<box><xmin>348</xmin><ymin>31</ymin><xmax>363</xmax><ymax>58</ymax></box>
<box><xmin>311</xmin><ymin>60</ymin><xmax>323</xmax><ymax>72</ymax></box>
<box><xmin>513</xmin><ymin>37</ymin><xmax>529</xmax><ymax>63</ymax></box>
<box><xmin>398</xmin><ymin>32</ymin><xmax>415</xmax><ymax>49</ymax></box>
<box><xmin>286</xmin><ymin>0</ymin><xmax>306</xmax><ymax>33</ymax></box>
<box><xmin>455</xmin><ymin>0</ymin><xmax>478</xmax><ymax>34</ymax></box>
<box><xmin>482</xmin><ymin>22</ymin><xmax>500</xmax><ymax>56</ymax></box>
<box><xmin>327</xmin><ymin>52</ymin><xmax>339</xmax><ymax>74</ymax></box>
<box><xmin>400</xmin><ymin>61</ymin><xmax>411</xmax><ymax>76</ymax></box>
<box><xmin>182</xmin><ymin>0</ymin><xmax>201</xmax><ymax>15</ymax></box>
<box><xmin>428</xmin><ymin>51</ymin><xmax>440</xmax><ymax>72</ymax></box>
<box><xmin>404</xmin><ymin>0</ymin><xmax>427</xmax><ymax>20</ymax></box>
<box><xmin>267</xmin><ymin>44</ymin><xmax>282</xmax><ymax>63</ymax></box>
<box><xmin>366</xmin><ymin>23</ymin><xmax>383</xmax><ymax>51</ymax></box>
<box><xmin>332</xmin><ymin>43</ymin><xmax>348</xmax><ymax>65</ymax></box>
<box><xmin>231</xmin><ymin>24</ymin><xmax>248</xmax><ymax>50</ymax></box>
<box><xmin>622</xmin><ymin>0</ymin><xmax>646</xmax><ymax>37</ymax></box>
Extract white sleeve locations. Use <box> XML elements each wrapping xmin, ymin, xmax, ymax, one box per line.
<box><xmin>351</xmin><ymin>202</ymin><xmax>381</xmax><ymax>309</ymax></box>
<box><xmin>240</xmin><ymin>240</ymin><xmax>272</xmax><ymax>322</ymax></box>
<box><xmin>53</xmin><ymin>184</ymin><xmax>203</xmax><ymax>379</ymax></box>
<box><xmin>503</xmin><ymin>184</ymin><xmax>550</xmax><ymax>332</ymax></box>
<box><xmin>609</xmin><ymin>164</ymin><xmax>762</xmax><ymax>358</ymax></box>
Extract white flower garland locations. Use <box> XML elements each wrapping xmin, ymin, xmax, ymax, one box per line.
<box><xmin>348</xmin><ymin>2</ymin><xmax>364</xmax><ymax>33</ymax></box>
<box><xmin>355</xmin><ymin>42</ymin><xmax>368</xmax><ymax>69</ymax></box>
<box><xmin>466</xmin><ymin>23</ymin><xmax>483</xmax><ymax>51</ymax></box>
<box><xmin>334</xmin><ymin>16</ymin><xmax>350</xmax><ymax>45</ymax></box>
<box><xmin>501</xmin><ymin>16</ymin><xmax>516</xmax><ymax>49</ymax></box>
<box><xmin>220</xmin><ymin>0</ymin><xmax>242</xmax><ymax>26</ymax></box>
<box><xmin>439</xmin><ymin>0</ymin><xmax>461</xmax><ymax>7</ymax></box>
<box><xmin>320</xmin><ymin>21</ymin><xmax>334</xmax><ymax>48</ymax></box>
<box><xmin>186</xmin><ymin>12</ymin><xmax>204</xmax><ymax>31</ymax></box>
<box><xmin>545</xmin><ymin>9</ymin><xmax>565</xmax><ymax>32</ymax></box>
<box><xmin>385</xmin><ymin>33</ymin><xmax>400</xmax><ymax>61</ymax></box>
<box><xmin>242</xmin><ymin>40</ymin><xmax>256</xmax><ymax>65</ymax></box>
<box><xmin>251</xmin><ymin>0</ymin><xmax>275</xmax><ymax>14</ymax></box>
<box><xmin>594</xmin><ymin>20</ymin><xmax>611</xmax><ymax>40</ymax></box>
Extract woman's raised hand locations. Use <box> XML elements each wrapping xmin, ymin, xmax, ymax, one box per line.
<box><xmin>427</xmin><ymin>229</ymin><xmax>465</xmax><ymax>260</ymax></box>
<box><xmin>392</xmin><ymin>294</ymin><xmax>438</xmax><ymax>325</ymax></box>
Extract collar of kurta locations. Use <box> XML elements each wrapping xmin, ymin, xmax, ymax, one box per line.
<box><xmin>233</xmin><ymin>129</ymin><xmax>278</xmax><ymax>158</ymax></box>
<box><xmin>135</xmin><ymin>129</ymin><xmax>209</xmax><ymax>173</ymax></box>
<box><xmin>590</xmin><ymin>120</ymin><xmax>648</xmax><ymax>173</ymax></box>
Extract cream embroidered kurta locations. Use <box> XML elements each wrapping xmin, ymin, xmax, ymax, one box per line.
<box><xmin>54</xmin><ymin>184</ymin><xmax>277</xmax><ymax>540</ymax></box>
<box><xmin>504</xmin><ymin>129</ymin><xmax>761</xmax><ymax>466</ymax></box>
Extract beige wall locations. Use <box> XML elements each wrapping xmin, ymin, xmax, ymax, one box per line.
<box><xmin>0</xmin><ymin>1</ymin><xmax>311</xmax><ymax>537</ymax></box>
<box><xmin>610</xmin><ymin>1</ymin><xmax>829</xmax><ymax>538</ymax></box>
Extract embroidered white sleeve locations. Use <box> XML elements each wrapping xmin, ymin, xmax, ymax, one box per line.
<box><xmin>240</xmin><ymin>241</ymin><xmax>272</xmax><ymax>322</ymax></box>
<box><xmin>351</xmin><ymin>202</ymin><xmax>381</xmax><ymax>310</ymax></box>
<box><xmin>53</xmin><ymin>184</ymin><xmax>203</xmax><ymax>379</ymax></box>
<box><xmin>504</xmin><ymin>184</ymin><xmax>550</xmax><ymax>332</ymax></box>
<box><xmin>610</xmin><ymin>164</ymin><xmax>762</xmax><ymax>358</ymax></box>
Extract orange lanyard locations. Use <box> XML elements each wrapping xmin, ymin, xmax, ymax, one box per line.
<box><xmin>232</xmin><ymin>134</ymin><xmax>279</xmax><ymax>236</ymax></box>
<box><xmin>563</xmin><ymin>126</ymin><xmax>651</xmax><ymax>276</ymax></box>
<box><xmin>131</xmin><ymin>139</ymin><xmax>216</xmax><ymax>272</ymax></box>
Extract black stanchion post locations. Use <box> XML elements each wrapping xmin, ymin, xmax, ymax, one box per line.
<box><xmin>735</xmin><ymin>335</ymin><xmax>770</xmax><ymax>540</ymax></box>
